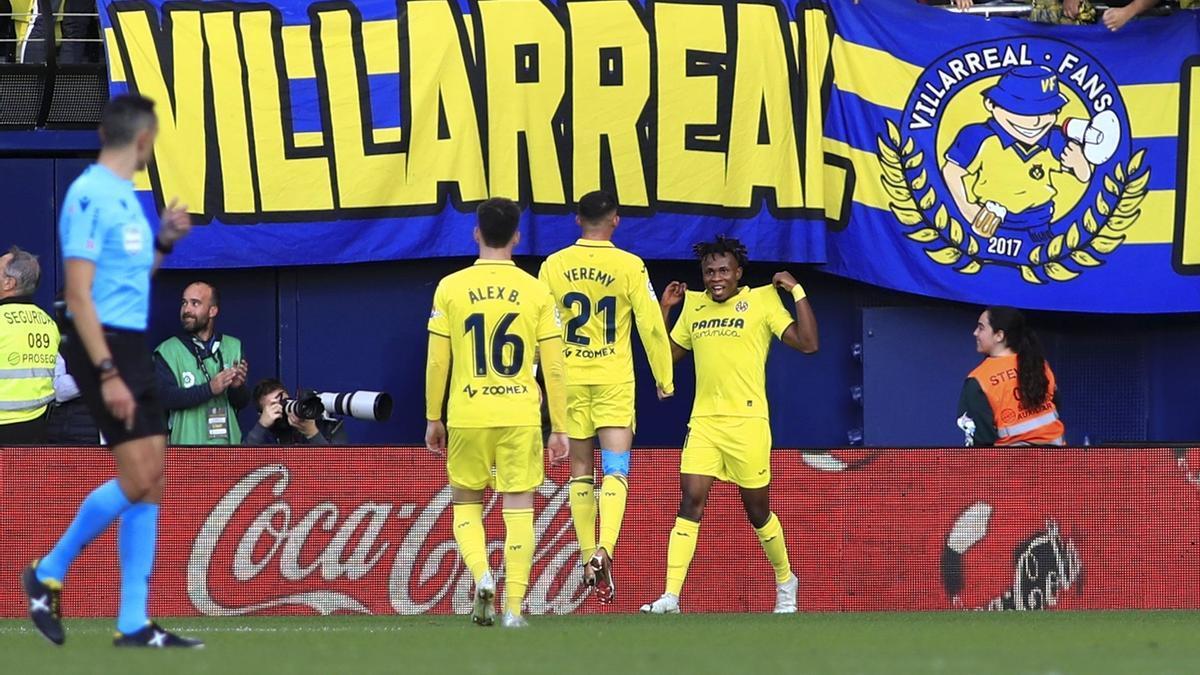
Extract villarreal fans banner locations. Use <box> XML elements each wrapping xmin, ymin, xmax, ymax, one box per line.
<box><xmin>822</xmin><ymin>0</ymin><xmax>1200</xmax><ymax>312</ymax></box>
<box><xmin>95</xmin><ymin>0</ymin><xmax>1200</xmax><ymax>312</ymax></box>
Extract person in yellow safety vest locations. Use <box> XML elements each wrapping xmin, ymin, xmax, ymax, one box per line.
<box><xmin>0</xmin><ymin>245</ymin><xmax>59</xmax><ymax>444</ymax></box>
<box><xmin>957</xmin><ymin>306</ymin><xmax>1065</xmax><ymax>447</ymax></box>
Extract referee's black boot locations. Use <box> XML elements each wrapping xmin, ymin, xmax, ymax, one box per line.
<box><xmin>113</xmin><ymin>621</ymin><xmax>205</xmax><ymax>649</ymax></box>
<box><xmin>21</xmin><ymin>561</ymin><xmax>65</xmax><ymax>645</ymax></box>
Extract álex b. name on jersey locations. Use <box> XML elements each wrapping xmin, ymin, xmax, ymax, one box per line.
<box><xmin>467</xmin><ymin>286</ymin><xmax>522</xmax><ymax>304</ymax></box>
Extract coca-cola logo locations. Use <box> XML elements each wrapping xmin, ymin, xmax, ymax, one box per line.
<box><xmin>942</xmin><ymin>501</ymin><xmax>1083</xmax><ymax>611</ymax></box>
<box><xmin>982</xmin><ymin>521</ymin><xmax>1082</xmax><ymax>612</ymax></box>
<box><xmin>187</xmin><ymin>464</ymin><xmax>589</xmax><ymax>616</ymax></box>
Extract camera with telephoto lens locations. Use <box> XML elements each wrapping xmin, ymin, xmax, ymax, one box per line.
<box><xmin>282</xmin><ymin>390</ymin><xmax>393</xmax><ymax>422</ymax></box>
<box><xmin>282</xmin><ymin>391</ymin><xmax>325</xmax><ymax>421</ymax></box>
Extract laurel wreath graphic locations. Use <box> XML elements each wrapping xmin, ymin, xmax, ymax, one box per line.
<box><xmin>877</xmin><ymin>119</ymin><xmax>1150</xmax><ymax>283</ymax></box>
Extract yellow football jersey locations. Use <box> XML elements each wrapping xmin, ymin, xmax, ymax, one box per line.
<box><xmin>947</xmin><ymin>123</ymin><xmax>1069</xmax><ymax>215</ymax></box>
<box><xmin>427</xmin><ymin>260</ymin><xmax>560</xmax><ymax>428</ymax></box>
<box><xmin>669</xmin><ymin>285</ymin><xmax>794</xmax><ymax>419</ymax></box>
<box><xmin>538</xmin><ymin>239</ymin><xmax>673</xmax><ymax>390</ymax></box>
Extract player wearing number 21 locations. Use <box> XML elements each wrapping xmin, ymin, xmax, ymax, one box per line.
<box><xmin>537</xmin><ymin>190</ymin><xmax>675</xmax><ymax>605</ymax></box>
<box><xmin>425</xmin><ymin>197</ymin><xmax>570</xmax><ymax>629</ymax></box>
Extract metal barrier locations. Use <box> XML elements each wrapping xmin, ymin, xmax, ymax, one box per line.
<box><xmin>0</xmin><ymin>0</ymin><xmax>106</xmax><ymax>129</ymax></box>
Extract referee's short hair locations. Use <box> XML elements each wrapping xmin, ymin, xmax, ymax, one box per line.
<box><xmin>476</xmin><ymin>197</ymin><xmax>522</xmax><ymax>248</ymax></box>
<box><xmin>100</xmin><ymin>94</ymin><xmax>158</xmax><ymax>149</ymax></box>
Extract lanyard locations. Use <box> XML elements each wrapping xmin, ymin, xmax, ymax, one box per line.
<box><xmin>188</xmin><ymin>336</ymin><xmax>225</xmax><ymax>383</ymax></box>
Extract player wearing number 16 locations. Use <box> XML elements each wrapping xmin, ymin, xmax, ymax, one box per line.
<box><xmin>537</xmin><ymin>190</ymin><xmax>675</xmax><ymax>605</ymax></box>
<box><xmin>425</xmin><ymin>197</ymin><xmax>570</xmax><ymax>629</ymax></box>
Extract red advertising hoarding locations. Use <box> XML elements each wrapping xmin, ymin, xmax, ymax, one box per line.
<box><xmin>2</xmin><ymin>447</ymin><xmax>1198</xmax><ymax>617</ymax></box>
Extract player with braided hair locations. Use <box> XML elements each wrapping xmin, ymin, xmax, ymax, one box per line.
<box><xmin>640</xmin><ymin>235</ymin><xmax>819</xmax><ymax>615</ymax></box>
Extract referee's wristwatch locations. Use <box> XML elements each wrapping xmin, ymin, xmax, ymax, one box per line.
<box><xmin>96</xmin><ymin>358</ymin><xmax>118</xmax><ymax>380</ymax></box>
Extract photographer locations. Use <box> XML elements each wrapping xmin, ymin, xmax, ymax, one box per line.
<box><xmin>245</xmin><ymin>378</ymin><xmax>346</xmax><ymax>446</ymax></box>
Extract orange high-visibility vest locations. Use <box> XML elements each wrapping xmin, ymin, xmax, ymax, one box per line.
<box><xmin>968</xmin><ymin>354</ymin><xmax>1064</xmax><ymax>446</ymax></box>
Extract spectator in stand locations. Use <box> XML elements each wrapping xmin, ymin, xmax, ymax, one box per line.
<box><xmin>16</xmin><ymin>0</ymin><xmax>98</xmax><ymax>63</ymax></box>
<box><xmin>1100</xmin><ymin>0</ymin><xmax>1189</xmax><ymax>31</ymax></box>
<box><xmin>1028</xmin><ymin>0</ymin><xmax>1097</xmax><ymax>24</ymax></box>
<box><xmin>952</xmin><ymin>0</ymin><xmax>1096</xmax><ymax>24</ymax></box>
<box><xmin>1</xmin><ymin>0</ymin><xmax>16</xmax><ymax>62</ymax></box>
<box><xmin>949</xmin><ymin>0</ymin><xmax>1200</xmax><ymax>28</ymax></box>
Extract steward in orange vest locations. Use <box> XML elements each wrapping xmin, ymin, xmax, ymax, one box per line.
<box><xmin>956</xmin><ymin>306</ymin><xmax>1064</xmax><ymax>446</ymax></box>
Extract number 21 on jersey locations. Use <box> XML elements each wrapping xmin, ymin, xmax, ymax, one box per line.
<box><xmin>562</xmin><ymin>293</ymin><xmax>616</xmax><ymax>345</ymax></box>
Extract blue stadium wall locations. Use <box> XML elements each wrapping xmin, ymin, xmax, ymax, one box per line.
<box><xmin>4</xmin><ymin>154</ymin><xmax>1199</xmax><ymax>446</ymax></box>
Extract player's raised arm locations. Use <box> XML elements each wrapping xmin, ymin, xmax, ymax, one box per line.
<box><xmin>771</xmin><ymin>271</ymin><xmax>819</xmax><ymax>354</ymax></box>
<box><xmin>629</xmin><ymin>265</ymin><xmax>675</xmax><ymax>398</ymax></box>
<box><xmin>659</xmin><ymin>281</ymin><xmax>690</xmax><ymax>363</ymax></box>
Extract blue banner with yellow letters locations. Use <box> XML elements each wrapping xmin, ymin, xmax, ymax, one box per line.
<box><xmin>96</xmin><ymin>0</ymin><xmax>831</xmax><ymax>270</ymax></box>
<box><xmin>95</xmin><ymin>0</ymin><xmax>1200</xmax><ymax>312</ymax></box>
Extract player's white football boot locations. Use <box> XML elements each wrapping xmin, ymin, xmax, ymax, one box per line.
<box><xmin>639</xmin><ymin>593</ymin><xmax>681</xmax><ymax>614</ymax></box>
<box><xmin>471</xmin><ymin>572</ymin><xmax>496</xmax><ymax>627</ymax></box>
<box><xmin>774</xmin><ymin>573</ymin><xmax>799</xmax><ymax>614</ymax></box>
<box><xmin>500</xmin><ymin>611</ymin><xmax>528</xmax><ymax>629</ymax></box>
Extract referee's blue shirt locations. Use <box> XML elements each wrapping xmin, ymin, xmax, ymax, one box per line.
<box><xmin>59</xmin><ymin>164</ymin><xmax>155</xmax><ymax>331</ymax></box>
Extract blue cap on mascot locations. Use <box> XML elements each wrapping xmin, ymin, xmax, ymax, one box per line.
<box><xmin>983</xmin><ymin>66</ymin><xmax>1069</xmax><ymax>116</ymax></box>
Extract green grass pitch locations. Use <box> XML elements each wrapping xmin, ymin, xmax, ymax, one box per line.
<box><xmin>2</xmin><ymin>612</ymin><xmax>1198</xmax><ymax>674</ymax></box>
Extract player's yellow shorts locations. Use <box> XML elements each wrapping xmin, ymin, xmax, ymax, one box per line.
<box><xmin>447</xmin><ymin>426</ymin><xmax>544</xmax><ymax>493</ymax></box>
<box><xmin>566</xmin><ymin>382</ymin><xmax>635</xmax><ymax>440</ymax></box>
<box><xmin>680</xmin><ymin>416</ymin><xmax>772</xmax><ymax>489</ymax></box>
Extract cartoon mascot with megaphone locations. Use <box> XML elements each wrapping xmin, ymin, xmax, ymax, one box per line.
<box><xmin>941</xmin><ymin>65</ymin><xmax>1120</xmax><ymax>243</ymax></box>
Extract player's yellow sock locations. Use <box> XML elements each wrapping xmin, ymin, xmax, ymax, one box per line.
<box><xmin>452</xmin><ymin>502</ymin><xmax>489</xmax><ymax>582</ymax></box>
<box><xmin>502</xmin><ymin>508</ymin><xmax>535</xmax><ymax>615</ymax></box>
<box><xmin>755</xmin><ymin>512</ymin><xmax>792</xmax><ymax>584</ymax></box>
<box><xmin>568</xmin><ymin>476</ymin><xmax>596</xmax><ymax>563</ymax></box>
<box><xmin>597</xmin><ymin>474</ymin><xmax>628</xmax><ymax>556</ymax></box>
<box><xmin>665</xmin><ymin>517</ymin><xmax>700</xmax><ymax>596</ymax></box>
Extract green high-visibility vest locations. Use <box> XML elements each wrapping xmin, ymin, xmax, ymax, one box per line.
<box><xmin>0</xmin><ymin>302</ymin><xmax>59</xmax><ymax>425</ymax></box>
<box><xmin>154</xmin><ymin>334</ymin><xmax>243</xmax><ymax>445</ymax></box>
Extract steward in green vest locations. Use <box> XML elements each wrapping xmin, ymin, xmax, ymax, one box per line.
<box><xmin>153</xmin><ymin>282</ymin><xmax>249</xmax><ymax>445</ymax></box>
<box><xmin>0</xmin><ymin>247</ymin><xmax>59</xmax><ymax>444</ymax></box>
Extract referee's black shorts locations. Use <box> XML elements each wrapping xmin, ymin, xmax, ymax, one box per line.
<box><xmin>62</xmin><ymin>324</ymin><xmax>166</xmax><ymax>446</ymax></box>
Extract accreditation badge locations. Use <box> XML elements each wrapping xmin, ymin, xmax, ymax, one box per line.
<box><xmin>207</xmin><ymin>405</ymin><xmax>229</xmax><ymax>441</ymax></box>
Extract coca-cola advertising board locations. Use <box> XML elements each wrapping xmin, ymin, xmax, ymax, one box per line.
<box><xmin>2</xmin><ymin>447</ymin><xmax>1198</xmax><ymax>617</ymax></box>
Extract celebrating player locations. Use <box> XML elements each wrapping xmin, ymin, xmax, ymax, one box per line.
<box><xmin>640</xmin><ymin>236</ymin><xmax>818</xmax><ymax>615</ymax></box>
<box><xmin>537</xmin><ymin>190</ymin><xmax>675</xmax><ymax>604</ymax></box>
<box><xmin>425</xmin><ymin>197</ymin><xmax>569</xmax><ymax>628</ymax></box>
<box><xmin>21</xmin><ymin>94</ymin><xmax>202</xmax><ymax>648</ymax></box>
